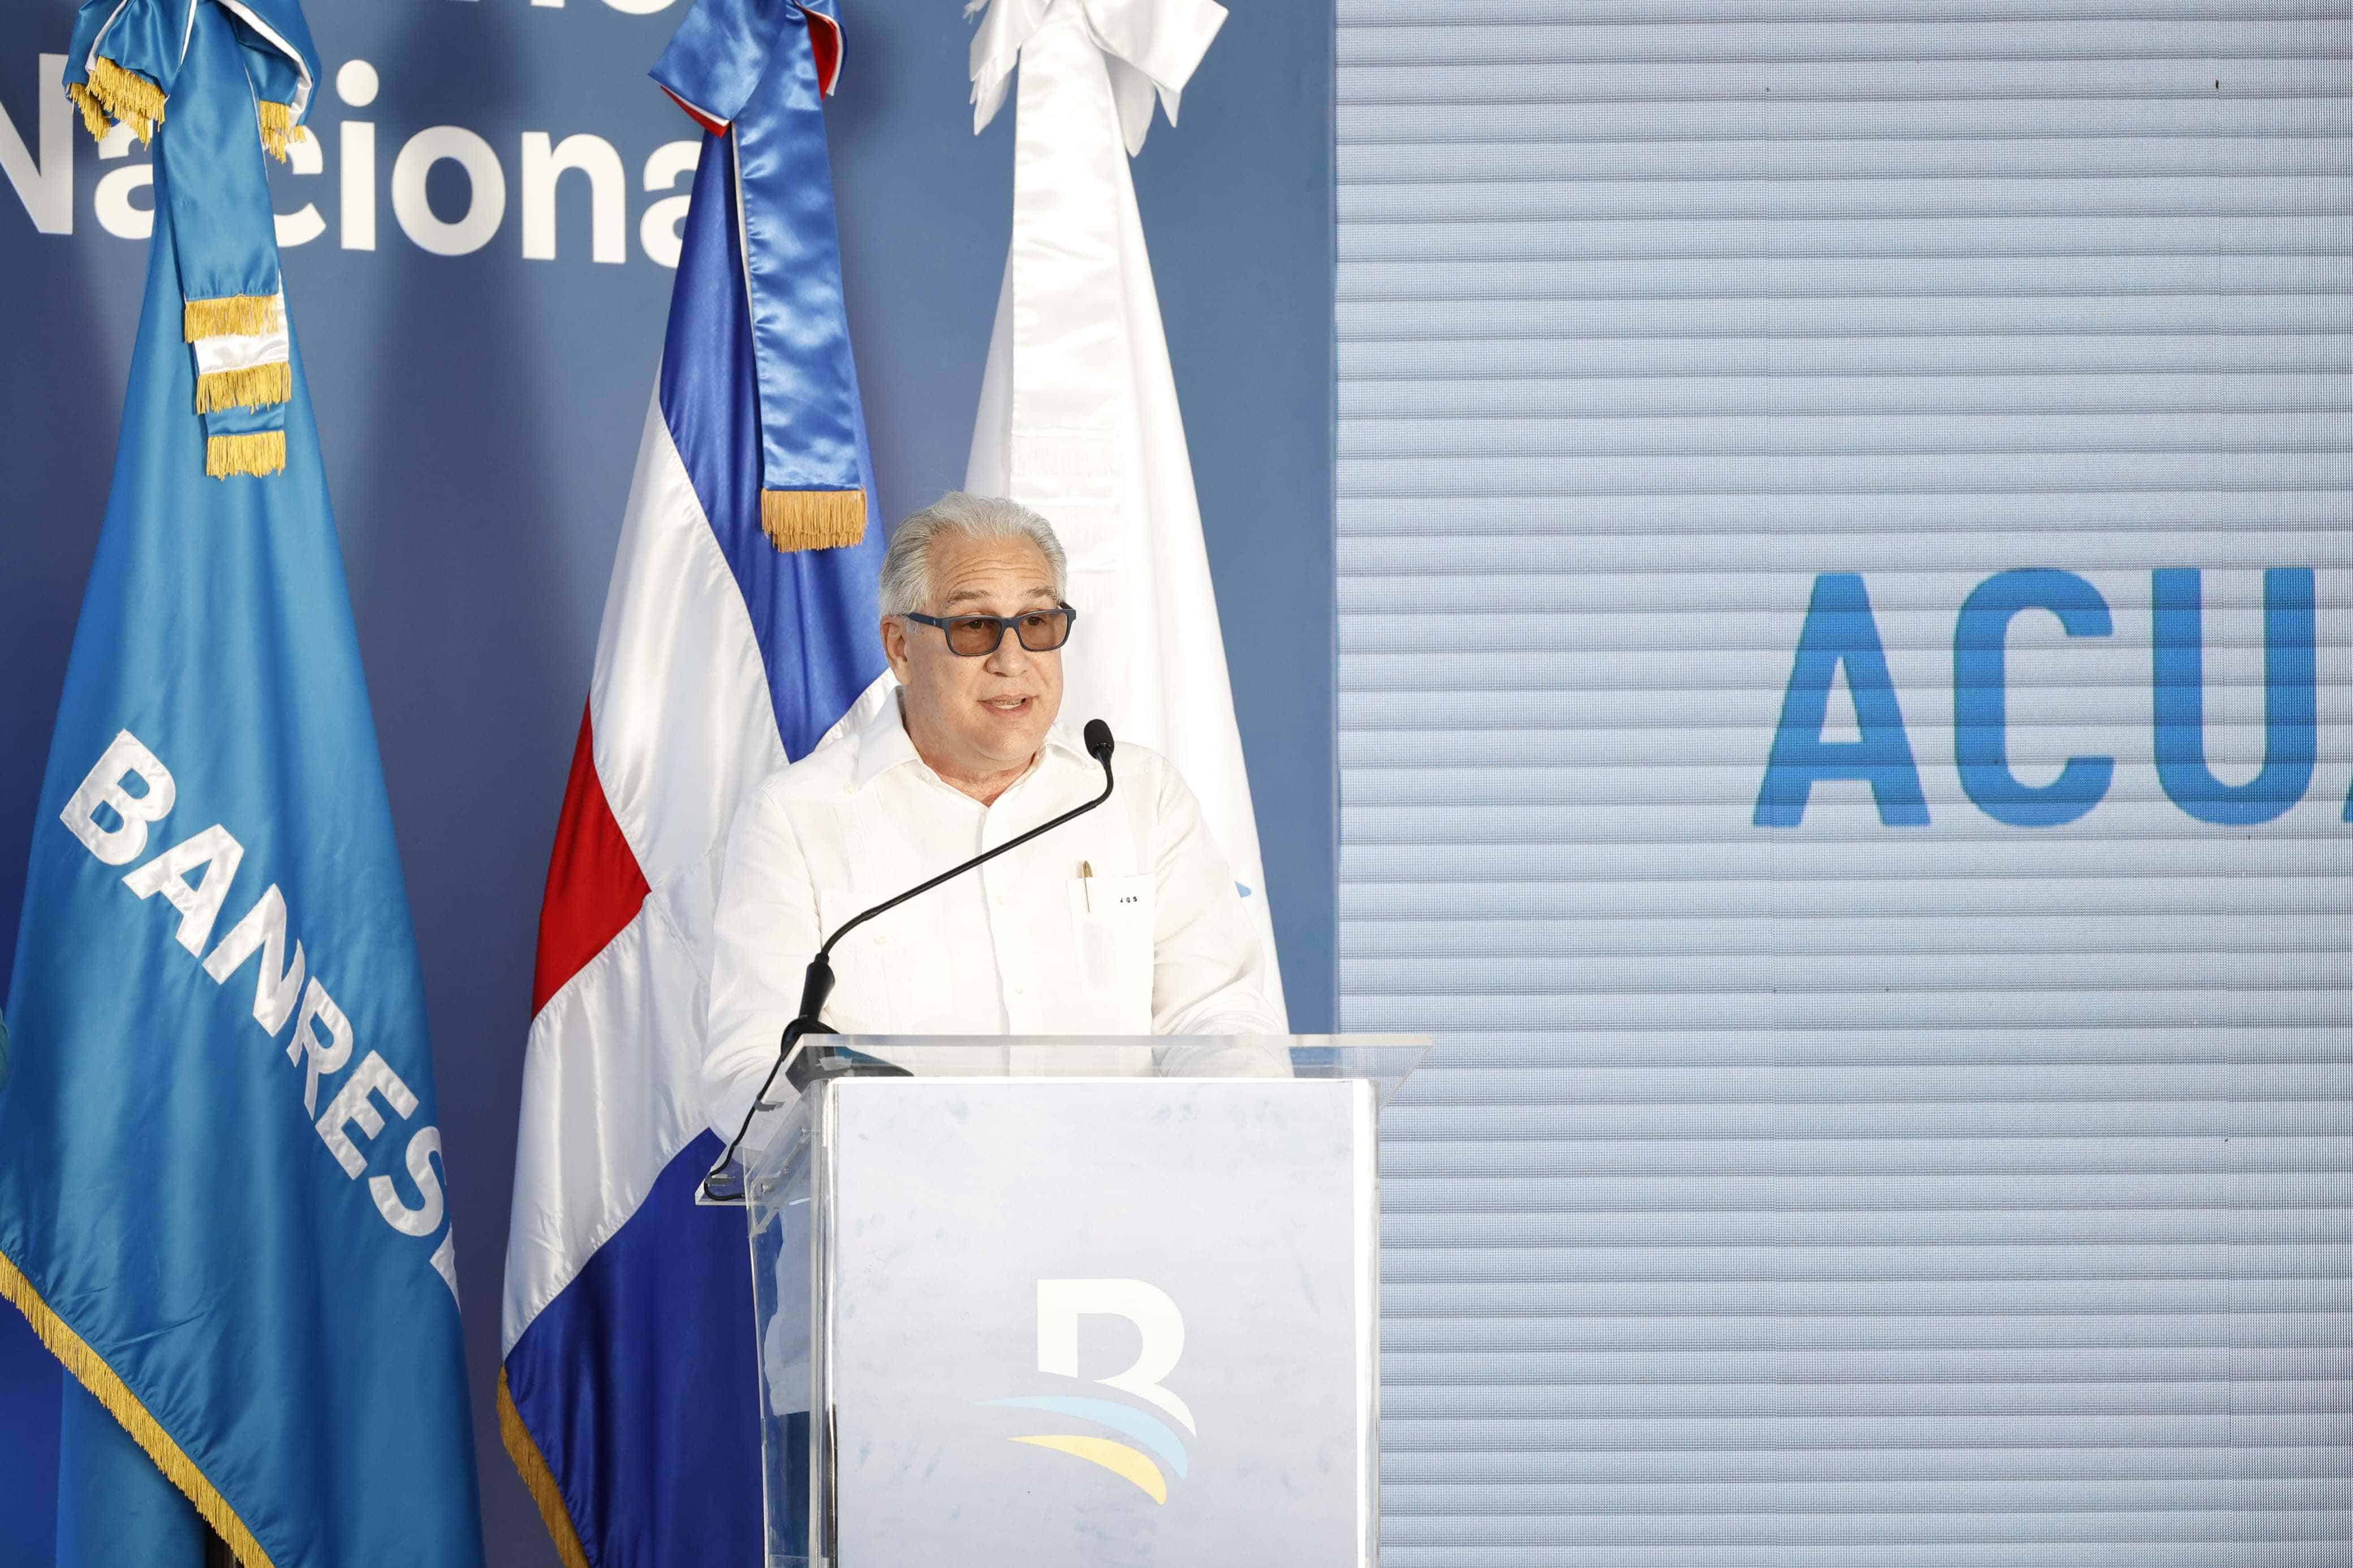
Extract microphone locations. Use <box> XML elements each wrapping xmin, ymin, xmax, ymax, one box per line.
<box><xmin>703</xmin><ymin>720</ymin><xmax>1118</xmax><ymax>1201</ymax></box>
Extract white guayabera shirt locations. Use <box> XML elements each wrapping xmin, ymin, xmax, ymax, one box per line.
<box><xmin>704</xmin><ymin>685</ymin><xmax>1287</xmax><ymax>1141</ymax></box>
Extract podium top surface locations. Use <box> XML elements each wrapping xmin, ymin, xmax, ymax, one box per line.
<box><xmin>804</xmin><ymin>1034</ymin><xmax>1429</xmax><ymax>1105</ymax></box>
<box><xmin>700</xmin><ymin>1036</ymin><xmax>1429</xmax><ymax>1205</ymax></box>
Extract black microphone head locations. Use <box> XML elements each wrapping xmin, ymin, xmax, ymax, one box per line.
<box><xmin>1084</xmin><ymin>719</ymin><xmax>1114</xmax><ymax>763</ymax></box>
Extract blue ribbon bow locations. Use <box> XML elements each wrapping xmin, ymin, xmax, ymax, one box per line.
<box><xmin>64</xmin><ymin>0</ymin><xmax>321</xmax><ymax>478</ymax></box>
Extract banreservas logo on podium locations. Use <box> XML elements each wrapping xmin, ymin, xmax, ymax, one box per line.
<box><xmin>979</xmin><ymin>1279</ymin><xmax>1196</xmax><ymax>1505</ymax></box>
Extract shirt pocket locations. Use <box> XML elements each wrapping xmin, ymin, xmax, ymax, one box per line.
<box><xmin>818</xmin><ymin>886</ymin><xmax>953</xmax><ymax>1034</ymax></box>
<box><xmin>1066</xmin><ymin>872</ymin><xmax>1154</xmax><ymax>1033</ymax></box>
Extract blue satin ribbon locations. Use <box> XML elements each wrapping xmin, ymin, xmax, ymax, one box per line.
<box><xmin>654</xmin><ymin>0</ymin><xmax>869</xmax><ymax>515</ymax></box>
<box><xmin>157</xmin><ymin>7</ymin><xmax>277</xmax><ymax>312</ymax></box>
<box><xmin>62</xmin><ymin>4</ymin><xmax>128</xmax><ymax>112</ymax></box>
<box><xmin>64</xmin><ymin>1</ymin><xmax>318</xmax><ymax>475</ymax></box>
<box><xmin>62</xmin><ymin>0</ymin><xmax>186</xmax><ymax>115</ymax></box>
<box><xmin>64</xmin><ymin>0</ymin><xmax>316</xmax><ymax>127</ymax></box>
<box><xmin>225</xmin><ymin>0</ymin><xmax>320</xmax><ymax>118</ymax></box>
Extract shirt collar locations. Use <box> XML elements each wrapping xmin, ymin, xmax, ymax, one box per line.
<box><xmin>850</xmin><ymin>686</ymin><xmax>1091</xmax><ymax>793</ymax></box>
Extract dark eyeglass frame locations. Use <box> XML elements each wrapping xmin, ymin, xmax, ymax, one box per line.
<box><xmin>901</xmin><ymin>603</ymin><xmax>1078</xmax><ymax>658</ymax></box>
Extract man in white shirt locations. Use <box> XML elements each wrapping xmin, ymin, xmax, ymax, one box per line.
<box><xmin>703</xmin><ymin>493</ymin><xmax>1287</xmax><ymax>1141</ymax></box>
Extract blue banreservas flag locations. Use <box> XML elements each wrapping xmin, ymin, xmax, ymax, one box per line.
<box><xmin>0</xmin><ymin>7</ymin><xmax>486</xmax><ymax>1567</ymax></box>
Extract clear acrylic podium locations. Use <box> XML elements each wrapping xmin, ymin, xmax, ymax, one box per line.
<box><xmin>724</xmin><ymin>1037</ymin><xmax>1426</xmax><ymax>1568</ymax></box>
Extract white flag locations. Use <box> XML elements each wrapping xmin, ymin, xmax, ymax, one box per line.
<box><xmin>965</xmin><ymin>0</ymin><xmax>1286</xmax><ymax>1017</ymax></box>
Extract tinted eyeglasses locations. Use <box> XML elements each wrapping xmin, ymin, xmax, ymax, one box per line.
<box><xmin>902</xmin><ymin>604</ymin><xmax>1077</xmax><ymax>658</ymax></box>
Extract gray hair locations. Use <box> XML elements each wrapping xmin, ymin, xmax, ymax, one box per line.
<box><xmin>877</xmin><ymin>492</ymin><xmax>1069</xmax><ymax>618</ymax></box>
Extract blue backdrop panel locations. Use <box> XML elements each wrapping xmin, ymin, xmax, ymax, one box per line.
<box><xmin>0</xmin><ymin>3</ymin><xmax>1335</xmax><ymax>1562</ymax></box>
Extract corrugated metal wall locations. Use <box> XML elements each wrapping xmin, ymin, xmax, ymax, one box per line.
<box><xmin>1337</xmin><ymin>6</ymin><xmax>2353</xmax><ymax>1563</ymax></box>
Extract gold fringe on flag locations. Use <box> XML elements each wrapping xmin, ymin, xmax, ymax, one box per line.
<box><xmin>499</xmin><ymin>1370</ymin><xmax>593</xmax><ymax>1568</ymax></box>
<box><xmin>196</xmin><ymin>361</ymin><xmax>292</xmax><ymax>414</ymax></box>
<box><xmin>66</xmin><ymin>82</ymin><xmax>110</xmax><ymax>142</ymax></box>
<box><xmin>87</xmin><ymin>57</ymin><xmax>165</xmax><ymax>142</ymax></box>
<box><xmin>760</xmin><ymin>488</ymin><xmax>866</xmax><ymax>552</ymax></box>
<box><xmin>256</xmin><ymin>101</ymin><xmax>307</xmax><ymax>163</ymax></box>
<box><xmin>0</xmin><ymin>1247</ymin><xmax>277</xmax><ymax>1568</ymax></box>
<box><xmin>184</xmin><ymin>294</ymin><xmax>282</xmax><ymax>341</ymax></box>
<box><xmin>206</xmin><ymin>430</ymin><xmax>286</xmax><ymax>478</ymax></box>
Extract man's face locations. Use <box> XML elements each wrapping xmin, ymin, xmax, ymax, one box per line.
<box><xmin>882</xmin><ymin>533</ymin><xmax>1066</xmax><ymax>784</ymax></box>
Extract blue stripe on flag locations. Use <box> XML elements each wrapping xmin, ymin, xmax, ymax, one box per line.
<box><xmin>503</xmin><ymin>1135</ymin><xmax>760</xmax><ymax>1568</ymax></box>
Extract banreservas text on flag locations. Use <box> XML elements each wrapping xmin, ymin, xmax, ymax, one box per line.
<box><xmin>59</xmin><ymin>729</ymin><xmax>460</xmax><ymax>1304</ymax></box>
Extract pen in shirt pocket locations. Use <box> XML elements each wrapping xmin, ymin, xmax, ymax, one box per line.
<box><xmin>1080</xmin><ymin>859</ymin><xmax>1093</xmax><ymax>912</ymax></box>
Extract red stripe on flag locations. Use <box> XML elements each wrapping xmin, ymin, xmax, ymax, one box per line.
<box><xmin>532</xmin><ymin>705</ymin><xmax>651</xmax><ymax>1016</ymax></box>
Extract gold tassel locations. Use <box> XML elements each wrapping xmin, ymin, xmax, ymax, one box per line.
<box><xmin>184</xmin><ymin>294</ymin><xmax>282</xmax><ymax>341</ymax></box>
<box><xmin>760</xmin><ymin>488</ymin><xmax>866</xmax><ymax>552</ymax></box>
<box><xmin>100</xmin><ymin>104</ymin><xmax>157</xmax><ymax>145</ymax></box>
<box><xmin>206</xmin><ymin>430</ymin><xmax>286</xmax><ymax>479</ymax></box>
<box><xmin>66</xmin><ymin>82</ymin><xmax>110</xmax><ymax>142</ymax></box>
<box><xmin>87</xmin><ymin>57</ymin><xmax>165</xmax><ymax>136</ymax></box>
<box><xmin>499</xmin><ymin>1371</ymin><xmax>593</xmax><ymax>1568</ymax></box>
<box><xmin>196</xmin><ymin>361</ymin><xmax>292</xmax><ymax>414</ymax></box>
<box><xmin>256</xmin><ymin>101</ymin><xmax>306</xmax><ymax>163</ymax></box>
<box><xmin>0</xmin><ymin>1249</ymin><xmax>278</xmax><ymax>1568</ymax></box>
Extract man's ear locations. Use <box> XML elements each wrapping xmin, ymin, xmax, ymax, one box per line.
<box><xmin>880</xmin><ymin>615</ymin><xmax>910</xmax><ymax>680</ymax></box>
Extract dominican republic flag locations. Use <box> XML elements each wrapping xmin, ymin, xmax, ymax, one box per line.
<box><xmin>497</xmin><ymin>4</ymin><xmax>884</xmax><ymax>1565</ymax></box>
<box><xmin>0</xmin><ymin>7</ymin><xmax>484</xmax><ymax>1567</ymax></box>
